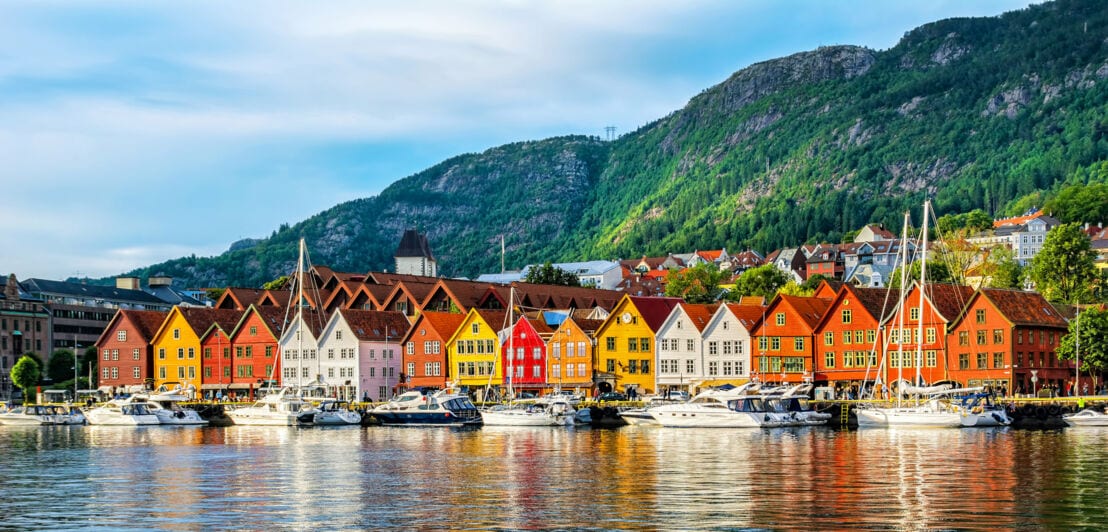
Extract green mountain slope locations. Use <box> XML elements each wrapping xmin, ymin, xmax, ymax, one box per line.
<box><xmin>115</xmin><ymin>0</ymin><xmax>1108</xmax><ymax>287</ymax></box>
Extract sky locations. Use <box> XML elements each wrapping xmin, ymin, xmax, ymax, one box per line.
<box><xmin>1</xmin><ymin>0</ymin><xmax>1038</xmax><ymax>282</ymax></box>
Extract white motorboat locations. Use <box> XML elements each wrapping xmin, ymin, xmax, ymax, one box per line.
<box><xmin>618</xmin><ymin>408</ymin><xmax>659</xmax><ymax>426</ymax></box>
<box><xmin>765</xmin><ymin>384</ymin><xmax>831</xmax><ymax>426</ymax></box>
<box><xmin>135</xmin><ymin>388</ymin><xmax>208</xmax><ymax>426</ymax></box>
<box><xmin>1063</xmin><ymin>408</ymin><xmax>1108</xmax><ymax>427</ymax></box>
<box><xmin>649</xmin><ymin>384</ymin><xmax>790</xmax><ymax>428</ymax></box>
<box><xmin>0</xmin><ymin>404</ymin><xmax>58</xmax><ymax>425</ymax></box>
<box><xmin>482</xmin><ymin>399</ymin><xmax>575</xmax><ymax>427</ymax></box>
<box><xmin>85</xmin><ymin>400</ymin><xmax>161</xmax><ymax>426</ymax></box>
<box><xmin>48</xmin><ymin>405</ymin><xmax>87</xmax><ymax>425</ymax></box>
<box><xmin>371</xmin><ymin>389</ymin><xmax>483</xmax><ymax>426</ymax></box>
<box><xmin>955</xmin><ymin>391</ymin><xmax>1011</xmax><ymax>427</ymax></box>
<box><xmin>227</xmin><ymin>387</ymin><xmax>318</xmax><ymax>426</ymax></box>
<box><xmin>302</xmin><ymin>399</ymin><xmax>362</xmax><ymax>426</ymax></box>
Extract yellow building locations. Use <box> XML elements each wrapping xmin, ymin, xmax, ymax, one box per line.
<box><xmin>593</xmin><ymin>295</ymin><xmax>682</xmax><ymax>396</ymax></box>
<box><xmin>151</xmin><ymin>307</ymin><xmax>240</xmax><ymax>391</ymax></box>
<box><xmin>445</xmin><ymin>308</ymin><xmax>507</xmax><ymax>400</ymax></box>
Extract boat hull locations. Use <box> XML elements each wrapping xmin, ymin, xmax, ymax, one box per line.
<box><xmin>226</xmin><ymin>410</ymin><xmax>301</xmax><ymax>426</ymax></box>
<box><xmin>85</xmin><ymin>413</ymin><xmax>160</xmax><ymax>426</ymax></box>
<box><xmin>650</xmin><ymin>409</ymin><xmax>772</xmax><ymax>428</ymax></box>
<box><xmin>1063</xmin><ymin>409</ymin><xmax>1108</xmax><ymax>427</ymax></box>
<box><xmin>0</xmin><ymin>414</ymin><xmax>54</xmax><ymax>426</ymax></box>
<box><xmin>371</xmin><ymin>411</ymin><xmax>481</xmax><ymax>426</ymax></box>
<box><xmin>481</xmin><ymin>410</ymin><xmax>571</xmax><ymax>426</ymax></box>
<box><xmin>855</xmin><ymin>407</ymin><xmax>962</xmax><ymax>428</ymax></box>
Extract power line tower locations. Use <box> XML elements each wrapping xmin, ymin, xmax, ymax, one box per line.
<box><xmin>604</xmin><ymin>126</ymin><xmax>616</xmax><ymax>141</ymax></box>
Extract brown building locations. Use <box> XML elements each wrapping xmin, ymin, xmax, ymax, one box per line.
<box><xmin>0</xmin><ymin>274</ymin><xmax>52</xmax><ymax>398</ymax></box>
<box><xmin>94</xmin><ymin>309</ymin><xmax>168</xmax><ymax>391</ymax></box>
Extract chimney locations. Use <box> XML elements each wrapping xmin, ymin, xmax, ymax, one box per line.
<box><xmin>5</xmin><ymin>274</ymin><xmax>19</xmax><ymax>301</ymax></box>
<box><xmin>116</xmin><ymin>277</ymin><xmax>141</xmax><ymax>290</ymax></box>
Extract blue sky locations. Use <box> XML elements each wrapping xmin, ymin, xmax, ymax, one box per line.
<box><xmin>0</xmin><ymin>0</ymin><xmax>1037</xmax><ymax>281</ymax></box>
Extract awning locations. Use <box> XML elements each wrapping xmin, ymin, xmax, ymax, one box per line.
<box><xmin>200</xmin><ymin>384</ymin><xmax>228</xmax><ymax>391</ymax></box>
<box><xmin>227</xmin><ymin>383</ymin><xmax>253</xmax><ymax>390</ymax></box>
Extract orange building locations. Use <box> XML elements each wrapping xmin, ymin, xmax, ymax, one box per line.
<box><xmin>226</xmin><ymin>305</ymin><xmax>284</xmax><ymax>391</ymax></box>
<box><xmin>946</xmin><ymin>288</ymin><xmax>1069</xmax><ymax>396</ymax></box>
<box><xmin>884</xmin><ymin>282</ymin><xmax>974</xmax><ymax>387</ymax></box>
<box><xmin>401</xmin><ymin>311</ymin><xmax>466</xmax><ymax>390</ymax></box>
<box><xmin>547</xmin><ymin>315</ymin><xmax>603</xmax><ymax>396</ymax></box>
<box><xmin>752</xmin><ymin>294</ymin><xmax>830</xmax><ymax>384</ymax></box>
<box><xmin>812</xmin><ymin>285</ymin><xmax>891</xmax><ymax>387</ymax></box>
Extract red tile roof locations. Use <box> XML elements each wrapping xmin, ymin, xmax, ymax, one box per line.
<box><xmin>629</xmin><ymin>296</ymin><xmax>684</xmax><ymax>332</ymax></box>
<box><xmin>339</xmin><ymin>309</ymin><xmax>411</xmax><ymax>341</ymax></box>
<box><xmin>725</xmin><ymin>304</ymin><xmax>766</xmax><ymax>332</ymax></box>
<box><xmin>979</xmin><ymin>288</ymin><xmax>1068</xmax><ymax>328</ymax></box>
<box><xmin>681</xmin><ymin>302</ymin><xmax>718</xmax><ymax>332</ymax></box>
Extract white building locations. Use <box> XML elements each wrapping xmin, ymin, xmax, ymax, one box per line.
<box><xmin>318</xmin><ymin>309</ymin><xmax>410</xmax><ymax>402</ymax></box>
<box><xmin>967</xmin><ymin>211</ymin><xmax>1060</xmax><ymax>265</ymax></box>
<box><xmin>699</xmin><ymin>303</ymin><xmax>764</xmax><ymax>388</ymax></box>
<box><xmin>654</xmin><ymin>302</ymin><xmax>715</xmax><ymax>393</ymax></box>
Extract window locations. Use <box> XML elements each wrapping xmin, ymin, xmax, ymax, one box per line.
<box><xmin>926</xmin><ymin>350</ymin><xmax>937</xmax><ymax>368</ymax></box>
<box><xmin>236</xmin><ymin>346</ymin><xmax>244</xmax><ymax>359</ymax></box>
<box><xmin>134</xmin><ymin>367</ymin><xmax>141</xmax><ymax>379</ymax></box>
<box><xmin>976</xmin><ymin>309</ymin><xmax>986</xmax><ymax>324</ymax></box>
<box><xmin>266</xmin><ymin>346</ymin><xmax>273</xmax><ymax>358</ymax></box>
<box><xmin>640</xmin><ymin>338</ymin><xmax>650</xmax><ymax>351</ymax></box>
<box><xmin>824</xmin><ymin>352</ymin><xmax>835</xmax><ymax>368</ymax></box>
<box><xmin>532</xmin><ymin>366</ymin><xmax>541</xmax><ymax>378</ymax></box>
<box><xmin>708</xmin><ymin>341</ymin><xmax>718</xmax><ymax>355</ymax></box>
<box><xmin>783</xmin><ymin>357</ymin><xmax>805</xmax><ymax>373</ymax></box>
<box><xmin>159</xmin><ymin>367</ymin><xmax>166</xmax><ymax>379</ymax></box>
<box><xmin>204</xmin><ymin>348</ymin><xmax>212</xmax><ymax>359</ymax></box>
<box><xmin>977</xmin><ymin>352</ymin><xmax>988</xmax><ymax>369</ymax></box>
<box><xmin>117</xmin><ymin>330</ymin><xmax>127</xmax><ymax>342</ymax></box>
<box><xmin>794</xmin><ymin>337</ymin><xmax>804</xmax><ymax>351</ymax></box>
<box><xmin>606</xmin><ymin>359</ymin><xmax>616</xmax><ymax>372</ymax></box>
<box><xmin>103</xmin><ymin>349</ymin><xmax>110</xmax><ymax>361</ymax></box>
<box><xmin>641</xmin><ymin>360</ymin><xmax>650</xmax><ymax>374</ymax></box>
<box><xmin>250</xmin><ymin>326</ymin><xmax>257</xmax><ymax>336</ymax></box>
<box><xmin>336</xmin><ymin>330</ymin><xmax>342</xmax><ymax>340</ymax></box>
<box><xmin>824</xmin><ymin>332</ymin><xmax>834</xmax><ymax>346</ymax></box>
<box><xmin>628</xmin><ymin>338</ymin><xmax>638</xmax><ymax>352</ymax></box>
<box><xmin>173</xmin><ymin>328</ymin><xmax>180</xmax><ymax>340</ymax></box>
<box><xmin>686</xmin><ymin>339</ymin><xmax>694</xmax><ymax>351</ymax></box>
<box><xmin>959</xmin><ymin>353</ymin><xmax>969</xmax><ymax>370</ymax></box>
<box><xmin>243</xmin><ymin>346</ymin><xmax>251</xmax><ymax>358</ymax></box>
<box><xmin>606</xmin><ymin>337</ymin><xmax>616</xmax><ymax>351</ymax></box>
<box><xmin>111</xmin><ymin>349</ymin><xmax>119</xmax><ymax>361</ymax></box>
<box><xmin>407</xmin><ymin>342</ymin><xmax>414</xmax><ymax>355</ymax></box>
<box><xmin>841</xmin><ymin>309</ymin><xmax>852</xmax><ymax>324</ymax></box>
<box><xmin>224</xmin><ymin>367</ymin><xmax>231</xmax><ymax>377</ymax></box>
<box><xmin>775</xmin><ymin>313</ymin><xmax>785</xmax><ymax>326</ymax></box>
<box><xmin>328</xmin><ymin>349</ymin><xmax>335</xmax><ymax>360</ymax></box>
<box><xmin>133</xmin><ymin>348</ymin><xmax>140</xmax><ymax>360</ymax></box>
<box><xmin>993</xmin><ymin>330</ymin><xmax>1004</xmax><ymax>344</ymax></box>
<box><xmin>770</xmin><ymin>337</ymin><xmax>781</xmax><ymax>351</ymax></box>
<box><xmin>178</xmin><ymin>367</ymin><xmax>185</xmax><ymax>379</ymax></box>
<box><xmin>533</xmin><ymin>347</ymin><xmax>541</xmax><ymax>360</ymax></box>
<box><xmin>471</xmin><ymin>323</ymin><xmax>479</xmax><ymax>334</ymax></box>
<box><xmin>567</xmin><ymin>364</ymin><xmax>575</xmax><ymax>377</ymax></box>
<box><xmin>866</xmin><ymin>330</ymin><xmax>875</xmax><ymax>343</ymax></box>
<box><xmin>708</xmin><ymin>361</ymin><xmax>718</xmax><ymax>376</ymax></box>
<box><xmin>855</xmin><ymin>330</ymin><xmax>864</xmax><ymax>344</ymax></box>
<box><xmin>843</xmin><ymin>331</ymin><xmax>851</xmax><ymax>345</ymax></box>
<box><xmin>759</xmin><ymin>337</ymin><xmax>768</xmax><ymax>351</ymax></box>
<box><xmin>977</xmin><ymin>330</ymin><xmax>987</xmax><ymax>345</ymax></box>
<box><xmin>909</xmin><ymin>308</ymin><xmax>919</xmax><ymax>320</ymax></box>
<box><xmin>958</xmin><ymin>331</ymin><xmax>969</xmax><ymax>346</ymax></box>
<box><xmin>177</xmin><ymin>348</ymin><xmax>184</xmax><ymax>359</ymax></box>
<box><xmin>627</xmin><ymin>360</ymin><xmax>638</xmax><ymax>374</ymax></box>
<box><xmin>102</xmin><ymin>368</ymin><xmax>110</xmax><ymax>379</ymax></box>
<box><xmin>722</xmin><ymin>361</ymin><xmax>734</xmax><ymax>376</ymax></box>
<box><xmin>993</xmin><ymin>352</ymin><xmax>1004</xmax><ymax>369</ymax></box>
<box><xmin>578</xmin><ymin>363</ymin><xmax>586</xmax><ymax>376</ymax></box>
<box><xmin>925</xmin><ymin>328</ymin><xmax>936</xmax><ymax>344</ymax></box>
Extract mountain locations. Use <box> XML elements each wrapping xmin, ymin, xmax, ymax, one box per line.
<box><xmin>114</xmin><ymin>0</ymin><xmax>1108</xmax><ymax>288</ymax></box>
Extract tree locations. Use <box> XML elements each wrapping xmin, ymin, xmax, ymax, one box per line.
<box><xmin>664</xmin><ymin>263</ymin><xmax>727</xmax><ymax>303</ymax></box>
<box><xmin>262</xmin><ymin>275</ymin><xmax>290</xmax><ymax>290</ymax></box>
<box><xmin>1044</xmin><ymin>183</ymin><xmax>1108</xmax><ymax>225</ymax></box>
<box><xmin>777</xmin><ymin>280</ymin><xmax>812</xmax><ymax>297</ymax></box>
<box><xmin>887</xmin><ymin>260</ymin><xmax>955</xmax><ymax>290</ymax></box>
<box><xmin>1029</xmin><ymin>223</ymin><xmax>1098</xmax><ymax>303</ymax></box>
<box><xmin>524</xmin><ymin>263</ymin><xmax>581</xmax><ymax>287</ymax></box>
<box><xmin>728</xmin><ymin>264</ymin><xmax>789</xmax><ymax>301</ymax></box>
<box><xmin>1056</xmin><ymin>306</ymin><xmax>1108</xmax><ymax>378</ymax></box>
<box><xmin>10</xmin><ymin>356</ymin><xmax>41</xmax><ymax>404</ymax></box>
<box><xmin>983</xmin><ymin>246</ymin><xmax>1024</xmax><ymax>289</ymax></box>
<box><xmin>47</xmin><ymin>349</ymin><xmax>76</xmax><ymax>383</ymax></box>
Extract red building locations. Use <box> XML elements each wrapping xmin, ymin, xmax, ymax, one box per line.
<box><xmin>752</xmin><ymin>294</ymin><xmax>830</xmax><ymax>384</ymax></box>
<box><xmin>94</xmin><ymin>309</ymin><xmax>167</xmax><ymax>391</ymax></box>
<box><xmin>227</xmin><ymin>305</ymin><xmax>284</xmax><ymax>390</ymax></box>
<box><xmin>198</xmin><ymin>309</ymin><xmax>245</xmax><ymax>398</ymax></box>
<box><xmin>946</xmin><ymin>288</ymin><xmax>1069</xmax><ymax>396</ymax></box>
<box><xmin>884</xmin><ymin>282</ymin><xmax>974</xmax><ymax>387</ymax></box>
<box><xmin>401</xmin><ymin>311</ymin><xmax>466</xmax><ymax>390</ymax></box>
<box><xmin>812</xmin><ymin>285</ymin><xmax>891</xmax><ymax>387</ymax></box>
<box><xmin>502</xmin><ymin>316</ymin><xmax>554</xmax><ymax>396</ymax></box>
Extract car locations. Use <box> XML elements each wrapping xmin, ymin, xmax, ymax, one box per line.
<box><xmin>596</xmin><ymin>392</ymin><xmax>627</xmax><ymax>403</ymax></box>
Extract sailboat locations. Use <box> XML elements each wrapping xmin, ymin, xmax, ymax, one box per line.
<box><xmin>856</xmin><ymin>202</ymin><xmax>965</xmax><ymax>428</ymax></box>
<box><xmin>227</xmin><ymin>238</ymin><xmax>322</xmax><ymax>426</ymax></box>
<box><xmin>482</xmin><ymin>287</ymin><xmax>575</xmax><ymax>426</ymax></box>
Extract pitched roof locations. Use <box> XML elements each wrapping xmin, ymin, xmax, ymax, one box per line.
<box><xmin>725</xmin><ymin>304</ymin><xmax>765</xmax><ymax>332</ymax></box>
<box><xmin>566</xmin><ymin>317</ymin><xmax>605</xmax><ymax>335</ymax></box>
<box><xmin>127</xmin><ymin>309</ymin><xmax>170</xmax><ymax>340</ymax></box>
<box><xmin>416</xmin><ymin>311</ymin><xmax>468</xmax><ymax>341</ymax></box>
<box><xmin>775</xmin><ymin>294</ymin><xmax>832</xmax><ymax>330</ymax></box>
<box><xmin>395</xmin><ymin>229</ymin><xmax>435</xmax><ymax>259</ymax></box>
<box><xmin>680</xmin><ymin>303</ymin><xmax>718</xmax><ymax>332</ymax></box>
<box><xmin>339</xmin><ymin>309</ymin><xmax>411</xmax><ymax>341</ymax></box>
<box><xmin>629</xmin><ymin>296</ymin><xmax>684</xmax><ymax>332</ymax></box>
<box><xmin>917</xmin><ymin>282</ymin><xmax>976</xmax><ymax>322</ymax></box>
<box><xmin>174</xmin><ymin>307</ymin><xmax>245</xmax><ymax>339</ymax></box>
<box><xmin>23</xmin><ymin>277</ymin><xmax>167</xmax><ymax>306</ymax></box>
<box><xmin>979</xmin><ymin>288</ymin><xmax>1068</xmax><ymax>328</ymax></box>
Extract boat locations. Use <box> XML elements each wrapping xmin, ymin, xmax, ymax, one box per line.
<box><xmin>1063</xmin><ymin>408</ymin><xmax>1108</xmax><ymax>427</ymax></box>
<box><xmin>226</xmin><ymin>387</ymin><xmax>318</xmax><ymax>426</ymax></box>
<box><xmin>855</xmin><ymin>203</ymin><xmax>965</xmax><ymax>429</ymax></box>
<box><xmin>85</xmin><ymin>399</ymin><xmax>161</xmax><ymax>425</ymax></box>
<box><xmin>764</xmin><ymin>384</ymin><xmax>831</xmax><ymax>426</ymax></box>
<box><xmin>649</xmin><ymin>383</ymin><xmax>791</xmax><ymax>428</ymax></box>
<box><xmin>482</xmin><ymin>399</ymin><xmax>575</xmax><ymax>426</ymax></box>
<box><xmin>370</xmin><ymin>389</ymin><xmax>483</xmax><ymax>426</ymax></box>
<box><xmin>618</xmin><ymin>407</ymin><xmax>660</xmax><ymax>426</ymax></box>
<box><xmin>301</xmin><ymin>399</ymin><xmax>362</xmax><ymax>426</ymax></box>
<box><xmin>0</xmin><ymin>404</ymin><xmax>58</xmax><ymax>425</ymax></box>
<box><xmin>48</xmin><ymin>404</ymin><xmax>87</xmax><ymax>425</ymax></box>
<box><xmin>955</xmin><ymin>390</ymin><xmax>1011</xmax><ymax>427</ymax></box>
<box><xmin>136</xmin><ymin>384</ymin><xmax>208</xmax><ymax>425</ymax></box>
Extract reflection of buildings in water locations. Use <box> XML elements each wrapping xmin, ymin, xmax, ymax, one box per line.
<box><xmin>644</xmin><ymin>427</ymin><xmax>757</xmax><ymax>527</ymax></box>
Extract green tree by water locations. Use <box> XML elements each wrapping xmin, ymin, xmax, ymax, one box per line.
<box><xmin>1056</xmin><ymin>306</ymin><xmax>1108</xmax><ymax>378</ymax></box>
<box><xmin>47</xmin><ymin>349</ymin><xmax>76</xmax><ymax>384</ymax></box>
<box><xmin>664</xmin><ymin>263</ymin><xmax>727</xmax><ymax>303</ymax></box>
<box><xmin>1029</xmin><ymin>223</ymin><xmax>1098</xmax><ymax>303</ymax></box>
<box><xmin>10</xmin><ymin>356</ymin><xmax>41</xmax><ymax>404</ymax></box>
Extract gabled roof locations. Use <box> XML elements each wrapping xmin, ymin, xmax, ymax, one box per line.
<box><xmin>629</xmin><ymin>296</ymin><xmax>684</xmax><ymax>332</ymax></box>
<box><xmin>521</xmin><ymin>316</ymin><xmax>555</xmax><ymax>337</ymax></box>
<box><xmin>421</xmin><ymin>278</ymin><xmax>492</xmax><ymax>313</ymax></box>
<box><xmin>766</xmin><ymin>294</ymin><xmax>831</xmax><ymax>332</ymax></box>
<box><xmin>227</xmin><ymin>305</ymin><xmax>288</xmax><ymax>341</ymax></box>
<box><xmin>402</xmin><ymin>311</ymin><xmax>468</xmax><ymax>344</ymax></box>
<box><xmin>395</xmin><ymin>229</ymin><xmax>435</xmax><ymax>259</ymax></box>
<box><xmin>338</xmin><ymin>309</ymin><xmax>411</xmax><ymax>341</ymax></box>
<box><xmin>365</xmin><ymin>271</ymin><xmax>437</xmax><ymax>285</ymax></box>
<box><xmin>563</xmin><ymin>317</ymin><xmax>605</xmax><ymax>335</ymax></box>
<box><xmin>724</xmin><ymin>304</ymin><xmax>765</xmax><ymax>332</ymax></box>
<box><xmin>153</xmin><ymin>307</ymin><xmax>244</xmax><ymax>343</ymax></box>
<box><xmin>215</xmin><ymin>287</ymin><xmax>267</xmax><ymax>310</ymax></box>
<box><xmin>910</xmin><ymin>282</ymin><xmax>976</xmax><ymax>322</ymax></box>
<box><xmin>951</xmin><ymin>288</ymin><xmax>1068</xmax><ymax>329</ymax></box>
<box><xmin>95</xmin><ymin>309</ymin><xmax>169</xmax><ymax>346</ymax></box>
<box><xmin>813</xmin><ymin>285</ymin><xmax>894</xmax><ymax>331</ymax></box>
<box><xmin>679</xmin><ymin>302</ymin><xmax>718</xmax><ymax>332</ymax></box>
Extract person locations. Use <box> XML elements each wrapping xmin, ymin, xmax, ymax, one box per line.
<box><xmin>1083</xmin><ymin>383</ymin><xmax>1089</xmax><ymax>396</ymax></box>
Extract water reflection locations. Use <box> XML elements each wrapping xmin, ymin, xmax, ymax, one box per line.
<box><xmin>1</xmin><ymin>425</ymin><xmax>1107</xmax><ymax>529</ymax></box>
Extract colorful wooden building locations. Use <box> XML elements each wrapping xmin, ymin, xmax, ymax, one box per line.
<box><xmin>751</xmin><ymin>294</ymin><xmax>830</xmax><ymax>384</ymax></box>
<box><xmin>226</xmin><ymin>305</ymin><xmax>283</xmax><ymax>392</ymax></box>
<box><xmin>594</xmin><ymin>295</ymin><xmax>682</xmax><ymax>396</ymax></box>
<box><xmin>698</xmin><ymin>302</ymin><xmax>764</xmax><ymax>389</ymax></box>
<box><xmin>446</xmin><ymin>308</ymin><xmax>507</xmax><ymax>400</ymax></box>
<box><xmin>319</xmin><ymin>308</ymin><xmax>409</xmax><ymax>402</ymax></box>
<box><xmin>547</xmin><ymin>315</ymin><xmax>602</xmax><ymax>396</ymax></box>
<box><xmin>812</xmin><ymin>285</ymin><xmax>891</xmax><ymax>387</ymax></box>
<box><xmin>401</xmin><ymin>311</ymin><xmax>467</xmax><ymax>392</ymax></box>
<box><xmin>502</xmin><ymin>316</ymin><xmax>554</xmax><ymax>397</ymax></box>
<box><xmin>94</xmin><ymin>309</ymin><xmax>167</xmax><ymax>392</ymax></box>
<box><xmin>946</xmin><ymin>288</ymin><xmax>1069</xmax><ymax>396</ymax></box>
<box><xmin>884</xmin><ymin>282</ymin><xmax>974</xmax><ymax>387</ymax></box>
<box><xmin>151</xmin><ymin>307</ymin><xmax>240</xmax><ymax>392</ymax></box>
<box><xmin>655</xmin><ymin>302</ymin><xmax>717</xmax><ymax>394</ymax></box>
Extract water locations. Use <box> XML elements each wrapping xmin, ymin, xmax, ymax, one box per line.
<box><xmin>2</xmin><ymin>424</ymin><xmax>1106</xmax><ymax>530</ymax></box>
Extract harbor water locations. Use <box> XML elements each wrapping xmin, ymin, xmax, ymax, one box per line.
<box><xmin>2</xmin><ymin>424</ymin><xmax>1106</xmax><ymax>530</ymax></box>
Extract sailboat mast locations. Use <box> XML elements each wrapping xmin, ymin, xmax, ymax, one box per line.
<box><xmin>916</xmin><ymin>201</ymin><xmax>929</xmax><ymax>391</ymax></box>
<box><xmin>297</xmin><ymin>238</ymin><xmax>305</xmax><ymax>389</ymax></box>
<box><xmin>895</xmin><ymin>211</ymin><xmax>910</xmax><ymax>407</ymax></box>
<box><xmin>508</xmin><ymin>286</ymin><xmax>515</xmax><ymax>400</ymax></box>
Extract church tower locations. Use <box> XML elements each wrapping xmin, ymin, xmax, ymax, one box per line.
<box><xmin>394</xmin><ymin>229</ymin><xmax>437</xmax><ymax>277</ymax></box>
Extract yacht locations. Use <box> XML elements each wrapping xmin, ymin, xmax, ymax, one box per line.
<box><xmin>226</xmin><ymin>387</ymin><xmax>318</xmax><ymax>426</ymax></box>
<box><xmin>764</xmin><ymin>384</ymin><xmax>832</xmax><ymax>426</ymax></box>
<box><xmin>48</xmin><ymin>405</ymin><xmax>87</xmax><ymax>425</ymax></box>
<box><xmin>135</xmin><ymin>388</ymin><xmax>208</xmax><ymax>426</ymax></box>
<box><xmin>301</xmin><ymin>399</ymin><xmax>362</xmax><ymax>426</ymax></box>
<box><xmin>1063</xmin><ymin>408</ymin><xmax>1108</xmax><ymax>427</ymax></box>
<box><xmin>481</xmin><ymin>399</ymin><xmax>575</xmax><ymax>426</ymax></box>
<box><xmin>955</xmin><ymin>390</ymin><xmax>1011</xmax><ymax>427</ymax></box>
<box><xmin>649</xmin><ymin>384</ymin><xmax>790</xmax><ymax>428</ymax></box>
<box><xmin>855</xmin><ymin>389</ymin><xmax>963</xmax><ymax>428</ymax></box>
<box><xmin>0</xmin><ymin>404</ymin><xmax>58</xmax><ymax>425</ymax></box>
<box><xmin>85</xmin><ymin>399</ymin><xmax>161</xmax><ymax>426</ymax></box>
<box><xmin>370</xmin><ymin>389</ymin><xmax>482</xmax><ymax>426</ymax></box>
